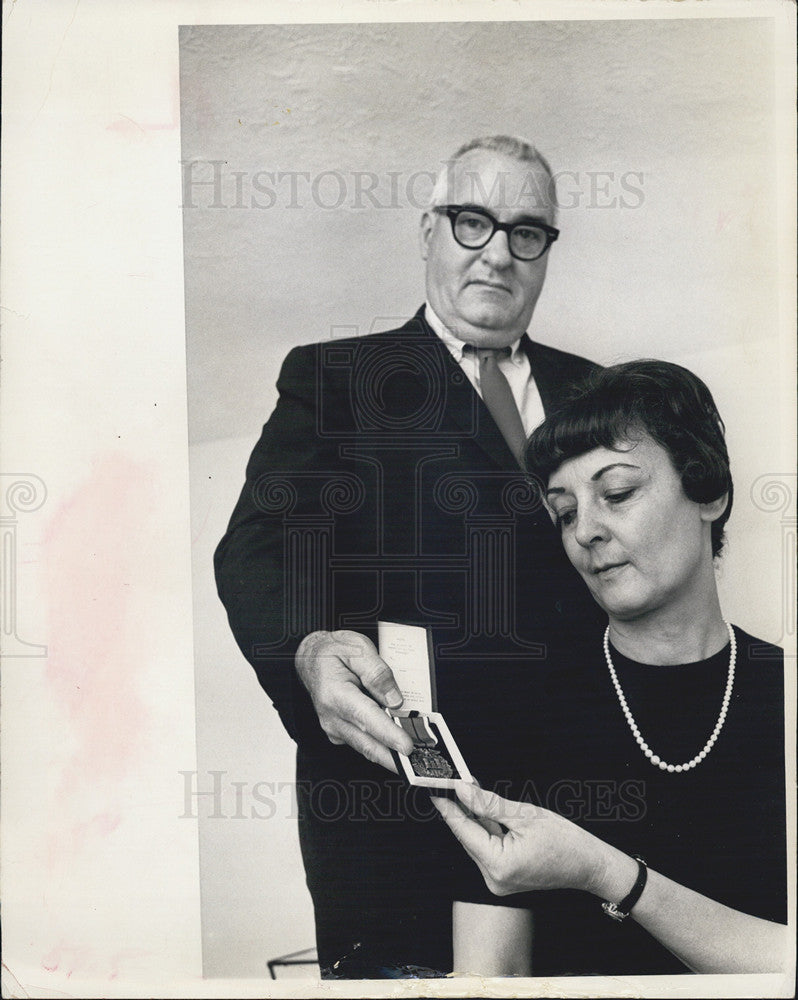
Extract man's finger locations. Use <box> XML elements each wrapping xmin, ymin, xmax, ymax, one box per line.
<box><xmin>334</xmin><ymin>633</ymin><xmax>404</xmax><ymax>709</ymax></box>
<box><xmin>358</xmin><ymin>655</ymin><xmax>403</xmax><ymax>709</ymax></box>
<box><xmin>335</xmin><ymin>721</ymin><xmax>398</xmax><ymax>773</ymax></box>
<box><xmin>350</xmin><ymin>697</ymin><xmax>414</xmax><ymax>755</ymax></box>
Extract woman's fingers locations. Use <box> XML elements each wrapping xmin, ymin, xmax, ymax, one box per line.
<box><xmin>432</xmin><ymin>791</ymin><xmax>497</xmax><ymax>860</ymax></box>
<box><xmin>454</xmin><ymin>780</ymin><xmax>526</xmax><ymax>827</ymax></box>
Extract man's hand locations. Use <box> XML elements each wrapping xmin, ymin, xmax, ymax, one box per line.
<box><xmin>295</xmin><ymin>630</ymin><xmax>414</xmax><ymax>771</ymax></box>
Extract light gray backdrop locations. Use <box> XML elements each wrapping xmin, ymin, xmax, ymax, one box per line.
<box><xmin>180</xmin><ymin>18</ymin><xmax>790</xmax><ymax>978</ymax></box>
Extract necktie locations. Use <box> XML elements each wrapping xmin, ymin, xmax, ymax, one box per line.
<box><xmin>467</xmin><ymin>345</ymin><xmax>527</xmax><ymax>466</ymax></box>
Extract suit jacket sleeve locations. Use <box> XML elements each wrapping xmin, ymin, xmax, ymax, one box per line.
<box><xmin>214</xmin><ymin>344</ymin><xmax>342</xmax><ymax>742</ymax></box>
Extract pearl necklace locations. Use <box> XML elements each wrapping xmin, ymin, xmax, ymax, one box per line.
<box><xmin>603</xmin><ymin>621</ymin><xmax>736</xmax><ymax>773</ymax></box>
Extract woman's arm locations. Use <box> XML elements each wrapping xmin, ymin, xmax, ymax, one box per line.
<box><xmin>434</xmin><ymin>782</ymin><xmax>789</xmax><ymax>975</ymax></box>
<box><xmin>587</xmin><ymin>836</ymin><xmax>789</xmax><ymax>973</ymax></box>
<box><xmin>452</xmin><ymin>901</ymin><xmax>532</xmax><ymax>976</ymax></box>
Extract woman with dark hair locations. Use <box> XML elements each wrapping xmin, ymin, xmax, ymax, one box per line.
<box><xmin>435</xmin><ymin>361</ymin><xmax>788</xmax><ymax>975</ymax></box>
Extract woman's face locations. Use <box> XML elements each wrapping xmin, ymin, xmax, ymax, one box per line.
<box><xmin>546</xmin><ymin>434</ymin><xmax>723</xmax><ymax>623</ymax></box>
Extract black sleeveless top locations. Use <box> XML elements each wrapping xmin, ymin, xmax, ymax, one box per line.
<box><xmin>455</xmin><ymin>626</ymin><xmax>787</xmax><ymax>975</ymax></box>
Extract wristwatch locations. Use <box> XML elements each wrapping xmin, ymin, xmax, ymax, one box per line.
<box><xmin>601</xmin><ymin>856</ymin><xmax>648</xmax><ymax>922</ymax></box>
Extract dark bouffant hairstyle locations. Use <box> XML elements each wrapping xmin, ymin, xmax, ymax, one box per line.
<box><xmin>525</xmin><ymin>360</ymin><xmax>733</xmax><ymax>557</ymax></box>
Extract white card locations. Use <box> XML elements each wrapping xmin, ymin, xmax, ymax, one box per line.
<box><xmin>377</xmin><ymin>621</ymin><xmax>435</xmax><ymax>713</ymax></box>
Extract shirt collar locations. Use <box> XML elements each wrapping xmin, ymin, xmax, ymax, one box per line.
<box><xmin>424</xmin><ymin>302</ymin><xmax>525</xmax><ymax>365</ymax></box>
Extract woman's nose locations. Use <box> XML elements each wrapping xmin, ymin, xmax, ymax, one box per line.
<box><xmin>573</xmin><ymin>507</ymin><xmax>608</xmax><ymax>548</ymax></box>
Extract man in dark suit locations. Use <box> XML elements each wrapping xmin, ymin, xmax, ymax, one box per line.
<box><xmin>215</xmin><ymin>135</ymin><xmax>602</xmax><ymax>976</ymax></box>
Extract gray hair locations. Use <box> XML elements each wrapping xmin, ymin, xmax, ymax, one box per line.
<box><xmin>427</xmin><ymin>135</ymin><xmax>556</xmax><ymax>213</ymax></box>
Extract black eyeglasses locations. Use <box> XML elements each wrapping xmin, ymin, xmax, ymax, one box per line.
<box><xmin>433</xmin><ymin>204</ymin><xmax>559</xmax><ymax>261</ymax></box>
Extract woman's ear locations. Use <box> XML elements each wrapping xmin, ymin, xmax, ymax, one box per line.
<box><xmin>700</xmin><ymin>492</ymin><xmax>729</xmax><ymax>524</ymax></box>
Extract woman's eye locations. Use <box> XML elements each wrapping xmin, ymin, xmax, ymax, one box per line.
<box><xmin>606</xmin><ymin>489</ymin><xmax>635</xmax><ymax>504</ymax></box>
<box><xmin>555</xmin><ymin>509</ymin><xmax>576</xmax><ymax>528</ymax></box>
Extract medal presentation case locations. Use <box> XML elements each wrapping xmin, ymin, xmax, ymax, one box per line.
<box><xmin>378</xmin><ymin>621</ymin><xmax>475</xmax><ymax>790</ymax></box>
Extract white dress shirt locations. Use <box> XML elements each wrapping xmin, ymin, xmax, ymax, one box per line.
<box><xmin>424</xmin><ymin>303</ymin><xmax>546</xmax><ymax>436</ymax></box>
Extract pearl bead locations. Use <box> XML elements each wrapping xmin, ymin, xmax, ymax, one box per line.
<box><xmin>603</xmin><ymin>621</ymin><xmax>736</xmax><ymax>775</ymax></box>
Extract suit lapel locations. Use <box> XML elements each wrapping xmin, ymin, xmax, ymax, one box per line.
<box><xmin>394</xmin><ymin>320</ymin><xmax>594</xmax><ymax>469</ymax></box>
<box><xmin>520</xmin><ymin>333</ymin><xmax>587</xmax><ymax>417</ymax></box>
<box><xmin>405</xmin><ymin>310</ymin><xmax>521</xmax><ymax>471</ymax></box>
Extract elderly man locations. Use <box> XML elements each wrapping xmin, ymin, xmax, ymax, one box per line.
<box><xmin>215</xmin><ymin>135</ymin><xmax>602</xmax><ymax>976</ymax></box>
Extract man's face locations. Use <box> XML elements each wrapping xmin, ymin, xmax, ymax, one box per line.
<box><xmin>420</xmin><ymin>149</ymin><xmax>556</xmax><ymax>348</ymax></box>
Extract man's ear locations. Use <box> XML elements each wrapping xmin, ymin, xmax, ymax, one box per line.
<box><xmin>700</xmin><ymin>492</ymin><xmax>729</xmax><ymax>524</ymax></box>
<box><xmin>419</xmin><ymin>211</ymin><xmax>433</xmax><ymax>261</ymax></box>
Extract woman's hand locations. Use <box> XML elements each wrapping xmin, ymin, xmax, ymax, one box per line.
<box><xmin>435</xmin><ymin>782</ymin><xmax>790</xmax><ymax>974</ymax></box>
<box><xmin>433</xmin><ymin>781</ymin><xmax>606</xmax><ymax>897</ymax></box>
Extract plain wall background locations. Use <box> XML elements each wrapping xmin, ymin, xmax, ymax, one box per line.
<box><xmin>180</xmin><ymin>18</ymin><xmax>793</xmax><ymax>978</ymax></box>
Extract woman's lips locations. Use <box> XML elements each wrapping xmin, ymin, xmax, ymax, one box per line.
<box><xmin>593</xmin><ymin>562</ymin><xmax>629</xmax><ymax>578</ymax></box>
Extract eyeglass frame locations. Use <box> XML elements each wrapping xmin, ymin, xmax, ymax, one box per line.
<box><xmin>432</xmin><ymin>203</ymin><xmax>560</xmax><ymax>261</ymax></box>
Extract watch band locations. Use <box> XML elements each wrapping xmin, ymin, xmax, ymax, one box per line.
<box><xmin>601</xmin><ymin>856</ymin><xmax>648</xmax><ymax>922</ymax></box>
